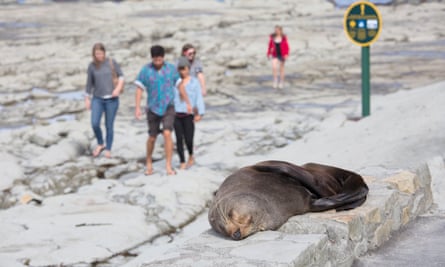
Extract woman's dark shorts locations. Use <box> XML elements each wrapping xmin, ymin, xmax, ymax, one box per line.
<box><xmin>274</xmin><ymin>55</ymin><xmax>285</xmax><ymax>62</ymax></box>
<box><xmin>146</xmin><ymin>105</ymin><xmax>175</xmax><ymax>137</ymax></box>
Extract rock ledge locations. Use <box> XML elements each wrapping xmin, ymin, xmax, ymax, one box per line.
<box><xmin>139</xmin><ymin>160</ymin><xmax>438</xmax><ymax>267</ymax></box>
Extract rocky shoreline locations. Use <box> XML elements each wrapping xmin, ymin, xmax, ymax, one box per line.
<box><xmin>0</xmin><ymin>0</ymin><xmax>444</xmax><ymax>266</ymax></box>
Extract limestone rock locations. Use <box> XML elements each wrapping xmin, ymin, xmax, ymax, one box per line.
<box><xmin>25</xmin><ymin>131</ymin><xmax>89</xmax><ymax>169</ymax></box>
<box><xmin>384</xmin><ymin>171</ymin><xmax>419</xmax><ymax>194</ymax></box>
<box><xmin>227</xmin><ymin>59</ymin><xmax>248</xmax><ymax>69</ymax></box>
<box><xmin>140</xmin><ymin>231</ymin><xmax>329</xmax><ymax>267</ymax></box>
<box><xmin>0</xmin><ymin>153</ymin><xmax>24</xmax><ymax>191</ymax></box>
<box><xmin>0</xmin><ymin>92</ymin><xmax>29</xmax><ymax>106</ymax></box>
<box><xmin>0</xmin><ymin>193</ymin><xmax>159</xmax><ymax>266</ymax></box>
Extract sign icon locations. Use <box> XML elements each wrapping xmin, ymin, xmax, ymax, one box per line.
<box><xmin>344</xmin><ymin>1</ymin><xmax>382</xmax><ymax>47</ymax></box>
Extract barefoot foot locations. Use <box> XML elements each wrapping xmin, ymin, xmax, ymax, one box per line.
<box><xmin>104</xmin><ymin>150</ymin><xmax>112</xmax><ymax>159</ymax></box>
<box><xmin>144</xmin><ymin>168</ymin><xmax>154</xmax><ymax>176</ymax></box>
<box><xmin>186</xmin><ymin>156</ymin><xmax>195</xmax><ymax>169</ymax></box>
<box><xmin>92</xmin><ymin>145</ymin><xmax>105</xmax><ymax>157</ymax></box>
<box><xmin>179</xmin><ymin>163</ymin><xmax>187</xmax><ymax>170</ymax></box>
<box><xmin>166</xmin><ymin>168</ymin><xmax>177</xmax><ymax>175</ymax></box>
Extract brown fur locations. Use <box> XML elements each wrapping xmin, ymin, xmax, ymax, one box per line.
<box><xmin>208</xmin><ymin>161</ymin><xmax>368</xmax><ymax>240</ymax></box>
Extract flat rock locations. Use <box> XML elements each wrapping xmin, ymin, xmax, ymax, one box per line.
<box><xmin>136</xmin><ymin>167</ymin><xmax>434</xmax><ymax>267</ymax></box>
<box><xmin>0</xmin><ymin>152</ymin><xmax>24</xmax><ymax>191</ymax></box>
<box><xmin>0</xmin><ymin>193</ymin><xmax>159</xmax><ymax>266</ymax></box>
<box><xmin>140</xmin><ymin>231</ymin><xmax>328</xmax><ymax>267</ymax></box>
<box><xmin>227</xmin><ymin>58</ymin><xmax>248</xmax><ymax>69</ymax></box>
<box><xmin>25</xmin><ymin>130</ymin><xmax>89</xmax><ymax>168</ymax></box>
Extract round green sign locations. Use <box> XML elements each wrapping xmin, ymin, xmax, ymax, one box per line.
<box><xmin>344</xmin><ymin>1</ymin><xmax>382</xmax><ymax>47</ymax></box>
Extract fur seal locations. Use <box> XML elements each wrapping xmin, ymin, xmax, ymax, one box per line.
<box><xmin>208</xmin><ymin>161</ymin><xmax>368</xmax><ymax>240</ymax></box>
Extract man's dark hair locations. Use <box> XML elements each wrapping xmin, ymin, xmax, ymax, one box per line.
<box><xmin>151</xmin><ymin>45</ymin><xmax>165</xmax><ymax>58</ymax></box>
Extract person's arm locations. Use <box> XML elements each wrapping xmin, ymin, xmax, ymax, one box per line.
<box><xmin>197</xmin><ymin>73</ymin><xmax>206</xmax><ymax>96</ymax></box>
<box><xmin>85</xmin><ymin>64</ymin><xmax>93</xmax><ymax>110</ymax></box>
<box><xmin>177</xmin><ymin>79</ymin><xmax>192</xmax><ymax>114</ymax></box>
<box><xmin>112</xmin><ymin>78</ymin><xmax>125</xmax><ymax>97</ymax></box>
<box><xmin>112</xmin><ymin>59</ymin><xmax>125</xmax><ymax>97</ymax></box>
<box><xmin>194</xmin><ymin>83</ymin><xmax>205</xmax><ymax>122</ymax></box>
<box><xmin>267</xmin><ymin>37</ymin><xmax>273</xmax><ymax>58</ymax></box>
<box><xmin>195</xmin><ymin>60</ymin><xmax>207</xmax><ymax>96</ymax></box>
<box><xmin>135</xmin><ymin>87</ymin><xmax>143</xmax><ymax>120</ymax></box>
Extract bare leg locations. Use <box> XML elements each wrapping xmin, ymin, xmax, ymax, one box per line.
<box><xmin>145</xmin><ymin>136</ymin><xmax>156</xmax><ymax>175</ymax></box>
<box><xmin>163</xmin><ymin>130</ymin><xmax>176</xmax><ymax>175</ymax></box>
<box><xmin>272</xmin><ymin>58</ymin><xmax>279</xmax><ymax>88</ymax></box>
<box><xmin>279</xmin><ymin>60</ymin><xmax>285</xmax><ymax>88</ymax></box>
<box><xmin>186</xmin><ymin>155</ymin><xmax>195</xmax><ymax>169</ymax></box>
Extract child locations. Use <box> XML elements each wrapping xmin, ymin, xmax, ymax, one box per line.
<box><xmin>174</xmin><ymin>57</ymin><xmax>205</xmax><ymax>169</ymax></box>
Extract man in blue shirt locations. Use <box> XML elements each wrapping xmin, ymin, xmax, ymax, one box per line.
<box><xmin>135</xmin><ymin>45</ymin><xmax>191</xmax><ymax>175</ymax></box>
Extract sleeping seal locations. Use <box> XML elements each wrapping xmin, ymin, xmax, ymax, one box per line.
<box><xmin>208</xmin><ymin>161</ymin><xmax>368</xmax><ymax>240</ymax></box>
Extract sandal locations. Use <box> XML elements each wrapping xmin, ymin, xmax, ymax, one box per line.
<box><xmin>92</xmin><ymin>145</ymin><xmax>105</xmax><ymax>157</ymax></box>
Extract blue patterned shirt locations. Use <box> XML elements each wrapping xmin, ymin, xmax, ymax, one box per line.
<box><xmin>134</xmin><ymin>62</ymin><xmax>179</xmax><ymax>116</ymax></box>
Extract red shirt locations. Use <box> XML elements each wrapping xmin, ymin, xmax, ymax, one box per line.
<box><xmin>267</xmin><ymin>34</ymin><xmax>290</xmax><ymax>58</ymax></box>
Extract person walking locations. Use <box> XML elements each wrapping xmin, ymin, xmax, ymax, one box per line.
<box><xmin>174</xmin><ymin>57</ymin><xmax>205</xmax><ymax>170</ymax></box>
<box><xmin>85</xmin><ymin>43</ymin><xmax>124</xmax><ymax>158</ymax></box>
<box><xmin>134</xmin><ymin>45</ymin><xmax>191</xmax><ymax>176</ymax></box>
<box><xmin>181</xmin><ymin>43</ymin><xmax>207</xmax><ymax>96</ymax></box>
<box><xmin>267</xmin><ymin>25</ymin><xmax>290</xmax><ymax>89</ymax></box>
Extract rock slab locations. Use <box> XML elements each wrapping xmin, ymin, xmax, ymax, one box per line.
<box><xmin>139</xmin><ymin>167</ymin><xmax>434</xmax><ymax>267</ymax></box>
<box><xmin>141</xmin><ymin>231</ymin><xmax>329</xmax><ymax>267</ymax></box>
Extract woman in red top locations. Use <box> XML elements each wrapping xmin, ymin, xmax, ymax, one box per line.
<box><xmin>267</xmin><ymin>26</ymin><xmax>290</xmax><ymax>89</ymax></box>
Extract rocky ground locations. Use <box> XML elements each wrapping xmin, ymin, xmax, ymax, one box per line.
<box><xmin>0</xmin><ymin>0</ymin><xmax>444</xmax><ymax>266</ymax></box>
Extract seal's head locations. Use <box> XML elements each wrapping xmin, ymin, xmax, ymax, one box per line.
<box><xmin>208</xmin><ymin>193</ymin><xmax>268</xmax><ymax>240</ymax></box>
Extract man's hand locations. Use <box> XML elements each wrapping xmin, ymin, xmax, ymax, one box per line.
<box><xmin>135</xmin><ymin>87</ymin><xmax>144</xmax><ymax>120</ymax></box>
<box><xmin>135</xmin><ymin>106</ymin><xmax>142</xmax><ymax>120</ymax></box>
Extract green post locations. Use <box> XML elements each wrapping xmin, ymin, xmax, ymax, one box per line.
<box><xmin>361</xmin><ymin>46</ymin><xmax>370</xmax><ymax>117</ymax></box>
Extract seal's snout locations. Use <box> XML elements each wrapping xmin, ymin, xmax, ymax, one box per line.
<box><xmin>232</xmin><ymin>229</ymin><xmax>242</xmax><ymax>240</ymax></box>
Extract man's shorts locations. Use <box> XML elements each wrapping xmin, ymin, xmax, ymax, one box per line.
<box><xmin>146</xmin><ymin>105</ymin><xmax>175</xmax><ymax>137</ymax></box>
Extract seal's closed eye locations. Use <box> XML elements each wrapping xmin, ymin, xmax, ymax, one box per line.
<box><xmin>232</xmin><ymin>229</ymin><xmax>241</xmax><ymax>240</ymax></box>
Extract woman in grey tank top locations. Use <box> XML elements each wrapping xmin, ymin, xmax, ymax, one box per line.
<box><xmin>85</xmin><ymin>43</ymin><xmax>124</xmax><ymax>158</ymax></box>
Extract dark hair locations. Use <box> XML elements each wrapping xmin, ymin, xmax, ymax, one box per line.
<box><xmin>92</xmin><ymin>42</ymin><xmax>106</xmax><ymax>68</ymax></box>
<box><xmin>151</xmin><ymin>45</ymin><xmax>165</xmax><ymax>58</ymax></box>
<box><xmin>182</xmin><ymin>43</ymin><xmax>195</xmax><ymax>54</ymax></box>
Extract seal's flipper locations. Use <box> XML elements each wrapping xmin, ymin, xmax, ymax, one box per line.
<box><xmin>252</xmin><ymin>161</ymin><xmax>331</xmax><ymax>198</ymax></box>
<box><xmin>309</xmin><ymin>170</ymin><xmax>369</xmax><ymax>212</ymax></box>
<box><xmin>254</xmin><ymin>161</ymin><xmax>368</xmax><ymax>212</ymax></box>
<box><xmin>253</xmin><ymin>161</ymin><xmax>344</xmax><ymax>198</ymax></box>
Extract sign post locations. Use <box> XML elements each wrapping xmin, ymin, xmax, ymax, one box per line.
<box><xmin>362</xmin><ymin>46</ymin><xmax>370</xmax><ymax>116</ymax></box>
<box><xmin>344</xmin><ymin>1</ymin><xmax>382</xmax><ymax>117</ymax></box>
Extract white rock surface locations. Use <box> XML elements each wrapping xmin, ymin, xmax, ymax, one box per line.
<box><xmin>140</xmin><ymin>231</ymin><xmax>329</xmax><ymax>267</ymax></box>
<box><xmin>233</xmin><ymin>81</ymin><xmax>445</xmax><ymax>176</ymax></box>
<box><xmin>427</xmin><ymin>157</ymin><xmax>445</xmax><ymax>211</ymax></box>
<box><xmin>0</xmin><ymin>152</ymin><xmax>24</xmax><ymax>191</ymax></box>
<box><xmin>25</xmin><ymin>128</ymin><xmax>89</xmax><ymax>168</ymax></box>
<box><xmin>0</xmin><ymin>193</ymin><xmax>157</xmax><ymax>267</ymax></box>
